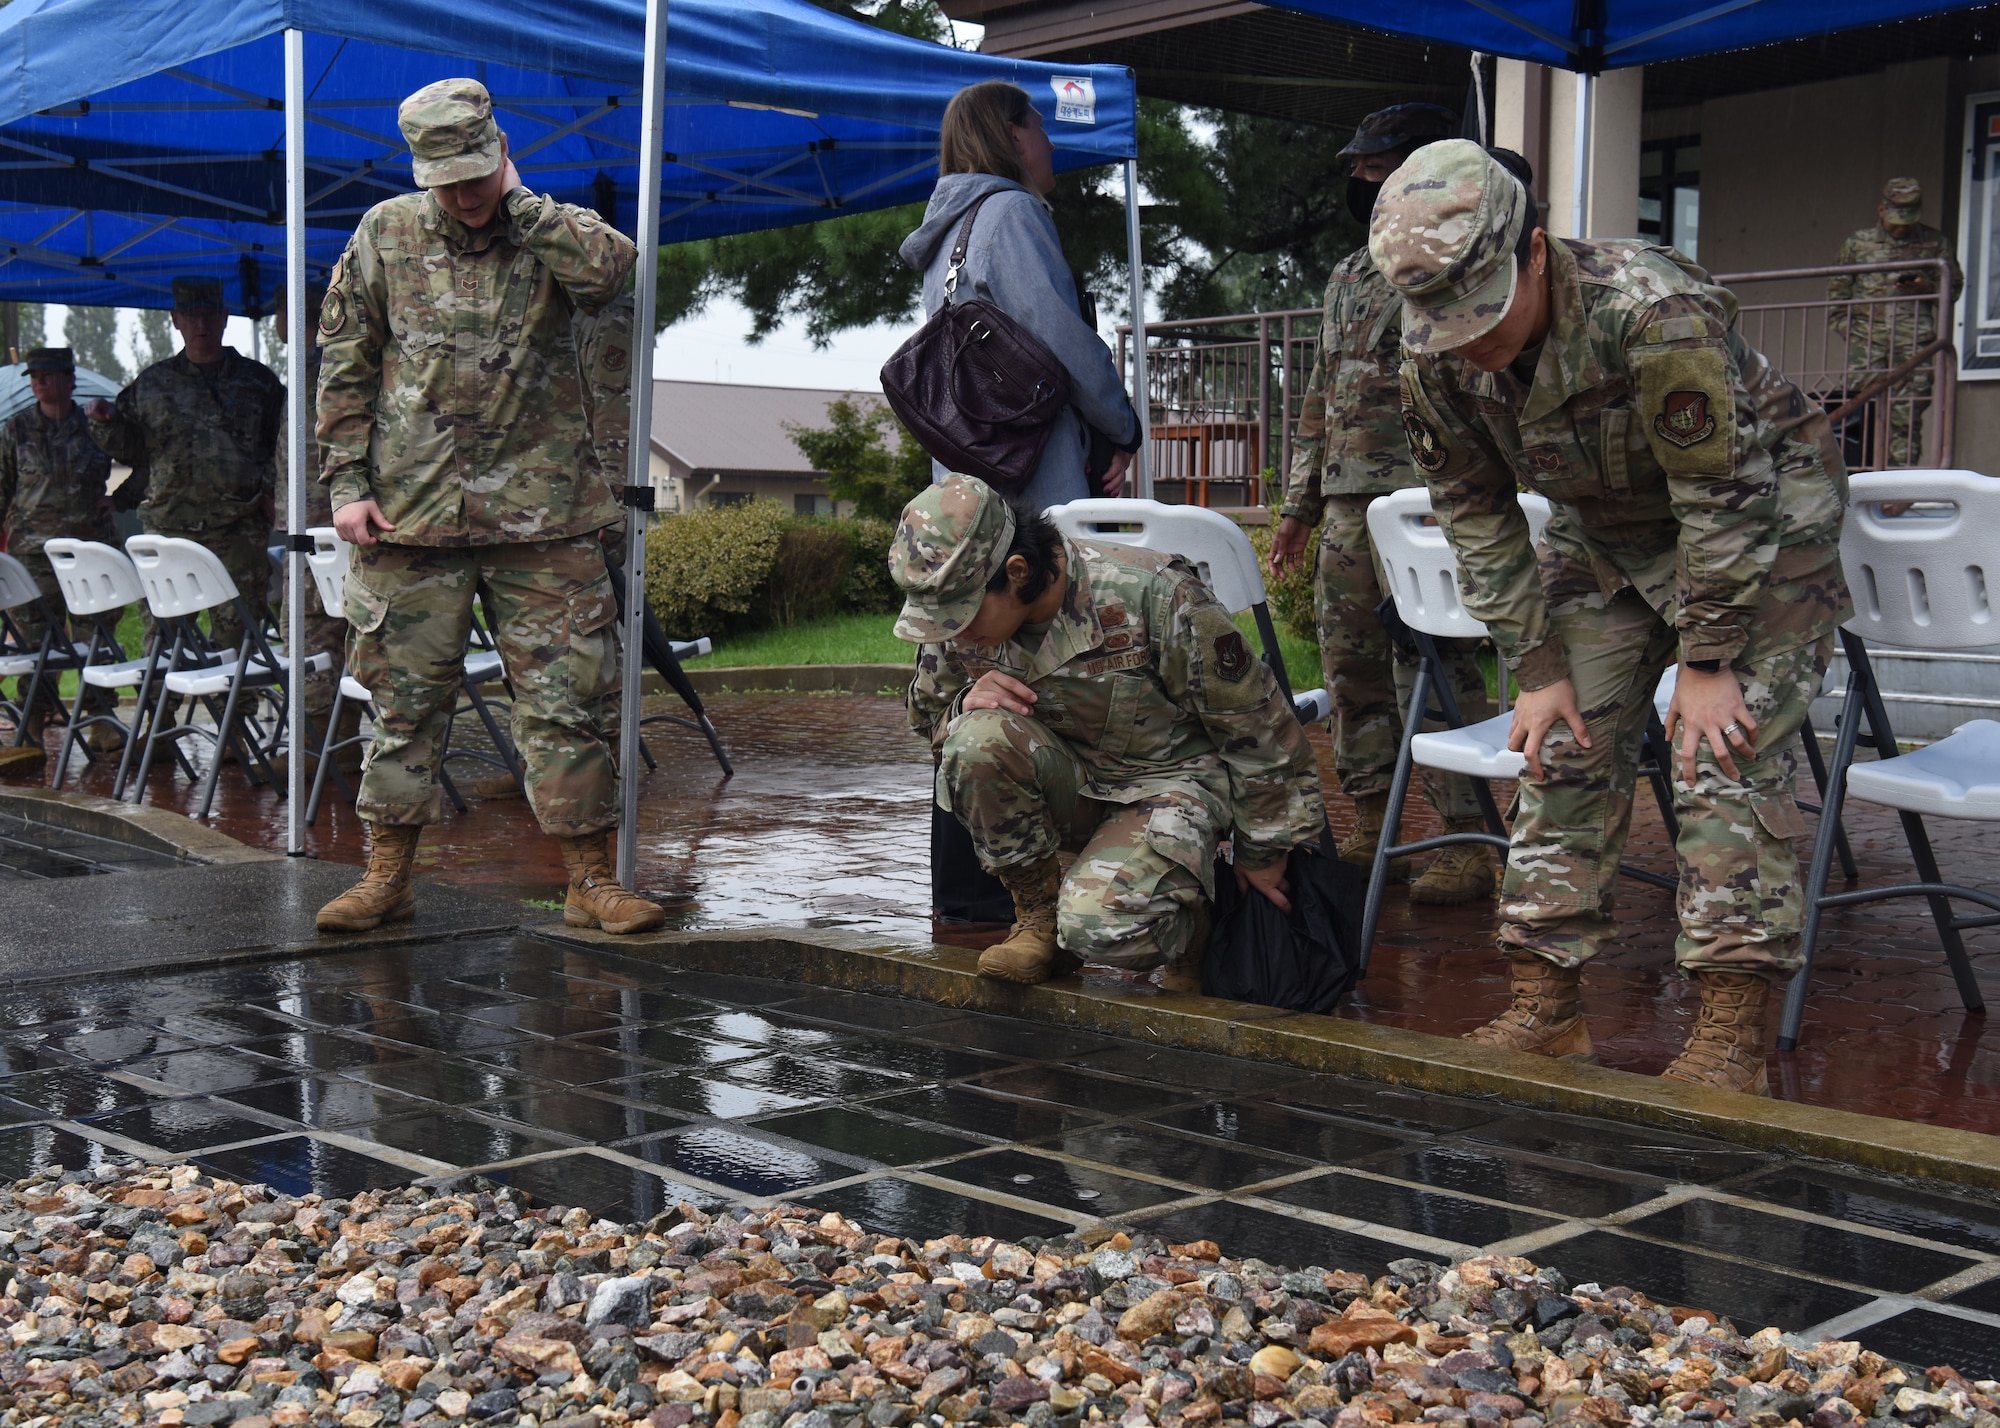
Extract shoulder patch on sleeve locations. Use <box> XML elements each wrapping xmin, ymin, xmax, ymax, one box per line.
<box><xmin>1638</xmin><ymin>345</ymin><xmax>1732</xmax><ymax>475</ymax></box>
<box><xmin>1214</xmin><ymin>629</ymin><xmax>1252</xmax><ymax>682</ymax></box>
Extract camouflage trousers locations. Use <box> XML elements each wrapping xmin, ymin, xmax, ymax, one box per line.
<box><xmin>346</xmin><ymin>536</ymin><xmax>620</xmax><ymax>834</ymax></box>
<box><xmin>1499</xmin><ymin>580</ymin><xmax>1833</xmax><ymax>977</ymax></box>
<box><xmin>938</xmin><ymin>707</ymin><xmax>1212</xmax><ymax>970</ymax></box>
<box><xmin>1849</xmin><ymin>339</ymin><xmax>1934</xmax><ymax>467</ymax></box>
<box><xmin>146</xmin><ymin>519</ymin><xmax>271</xmax><ymax>659</ymax></box>
<box><xmin>1314</xmin><ymin>495</ymin><xmax>1490</xmax><ymax>815</ymax></box>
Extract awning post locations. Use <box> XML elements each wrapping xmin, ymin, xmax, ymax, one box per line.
<box><xmin>283</xmin><ymin>27</ymin><xmax>306</xmax><ymax>856</ymax></box>
<box><xmin>617</xmin><ymin>0</ymin><xmax>670</xmax><ymax>890</ymax></box>
<box><xmin>1123</xmin><ymin>158</ymin><xmax>1151</xmax><ymax>500</ymax></box>
<box><xmin>1570</xmin><ymin>68</ymin><xmax>1593</xmax><ymax>238</ymax></box>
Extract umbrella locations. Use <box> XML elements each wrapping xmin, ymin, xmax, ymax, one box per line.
<box><xmin>0</xmin><ymin>362</ymin><xmax>122</xmax><ymax>423</ymax></box>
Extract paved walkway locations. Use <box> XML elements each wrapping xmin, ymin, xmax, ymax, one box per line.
<box><xmin>37</xmin><ymin>690</ymin><xmax>1993</xmax><ymax>1138</ymax></box>
<box><xmin>3</xmin><ymin>935</ymin><xmax>1999</xmax><ymax>1376</ymax></box>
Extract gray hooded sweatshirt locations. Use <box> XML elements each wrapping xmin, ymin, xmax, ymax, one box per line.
<box><xmin>899</xmin><ymin>172</ymin><xmax>1140</xmax><ymax>510</ymax></box>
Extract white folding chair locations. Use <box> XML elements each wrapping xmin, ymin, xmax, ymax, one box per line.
<box><xmin>42</xmin><ymin>539</ymin><xmax>149</xmax><ymax>789</ymax></box>
<box><xmin>1044</xmin><ymin>498</ymin><xmax>1331</xmax><ymax>724</ymax></box>
<box><xmin>124</xmin><ymin>534</ymin><xmax>330</xmax><ymax>819</ymax></box>
<box><xmin>301</xmin><ymin>527</ymin><xmax>526</xmax><ymax>825</ymax></box>
<box><xmin>1783</xmin><ymin>470</ymin><xmax>2000</xmax><ymax>1050</ymax></box>
<box><xmin>0</xmin><ymin>550</ymin><xmax>90</xmax><ymax>748</ymax></box>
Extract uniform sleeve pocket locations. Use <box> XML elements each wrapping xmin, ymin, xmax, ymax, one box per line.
<box><xmin>344</xmin><ymin>564</ymin><xmax>390</xmax><ymax>633</ymax></box>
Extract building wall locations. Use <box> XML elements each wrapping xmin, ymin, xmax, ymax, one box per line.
<box><xmin>1695</xmin><ymin>57</ymin><xmax>1999</xmax><ymax>473</ymax></box>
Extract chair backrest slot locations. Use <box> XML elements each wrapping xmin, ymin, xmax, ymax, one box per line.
<box><xmin>1842</xmin><ymin>471</ymin><xmax>2000</xmax><ymax>650</ymax></box>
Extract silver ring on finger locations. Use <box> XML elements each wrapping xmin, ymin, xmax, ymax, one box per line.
<box><xmin>1722</xmin><ymin>721</ymin><xmax>1744</xmax><ymax>739</ymax></box>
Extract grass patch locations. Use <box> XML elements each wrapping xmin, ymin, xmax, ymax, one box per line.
<box><xmin>680</xmin><ymin>608</ymin><xmax>1330</xmax><ymax>694</ymax></box>
<box><xmin>682</xmin><ymin>611</ymin><xmax>912</xmax><ymax>669</ymax></box>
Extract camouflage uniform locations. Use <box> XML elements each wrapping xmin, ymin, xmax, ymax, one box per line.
<box><xmin>316</xmin><ymin>79</ymin><xmax>637</xmax><ymax>834</ymax></box>
<box><xmin>278</xmin><ymin>336</ymin><xmax>344</xmax><ymax>717</ymax></box>
<box><xmin>91</xmin><ymin>292</ymin><xmax>283</xmax><ymax>656</ymax></box>
<box><xmin>0</xmin><ymin>352</ymin><xmax>117</xmax><ymax>723</ymax></box>
<box><xmin>1375</xmin><ymin>141</ymin><xmax>1851</xmax><ymax>978</ymax></box>
<box><xmin>1282</xmin><ymin>245</ymin><xmax>1490</xmax><ymax>815</ymax></box>
<box><xmin>1827</xmin><ymin>178</ymin><xmax>1963</xmax><ymax>467</ymax></box>
<box><xmin>899</xmin><ymin>477</ymin><xmax>1325</xmax><ymax>970</ymax></box>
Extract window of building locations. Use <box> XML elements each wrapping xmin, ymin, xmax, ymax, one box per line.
<box><xmin>1960</xmin><ymin>91</ymin><xmax>2000</xmax><ymax>379</ymax></box>
<box><xmin>1639</xmin><ymin>137</ymin><xmax>1700</xmax><ymax>262</ymax></box>
<box><xmin>795</xmin><ymin>493</ymin><xmax>832</xmax><ymax>516</ymax></box>
<box><xmin>711</xmin><ymin>490</ymin><xmax>752</xmax><ymax>507</ymax></box>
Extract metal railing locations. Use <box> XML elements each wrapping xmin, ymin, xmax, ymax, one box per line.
<box><xmin>1114</xmin><ymin>257</ymin><xmax>1957</xmax><ymax>506</ymax></box>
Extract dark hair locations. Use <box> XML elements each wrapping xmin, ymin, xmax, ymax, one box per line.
<box><xmin>1487</xmin><ymin>147</ymin><xmax>1539</xmax><ymax>266</ymax></box>
<box><xmin>987</xmin><ymin>507</ymin><xmax>1065</xmax><ymax>605</ymax></box>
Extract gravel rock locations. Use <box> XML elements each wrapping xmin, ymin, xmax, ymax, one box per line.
<box><xmin>0</xmin><ymin>1158</ymin><xmax>1992</xmax><ymax>1428</ymax></box>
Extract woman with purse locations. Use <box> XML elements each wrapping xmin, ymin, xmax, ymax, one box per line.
<box><xmin>897</xmin><ymin>81</ymin><xmax>1142</xmax><ymax>507</ymax></box>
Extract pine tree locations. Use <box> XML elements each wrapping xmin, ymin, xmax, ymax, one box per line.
<box><xmin>132</xmin><ymin>307</ymin><xmax>175</xmax><ymax>370</ymax></box>
<box><xmin>63</xmin><ymin>306</ymin><xmax>125</xmax><ymax>383</ymax></box>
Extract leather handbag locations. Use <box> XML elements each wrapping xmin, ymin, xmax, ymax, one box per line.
<box><xmin>881</xmin><ymin>192</ymin><xmax>1073</xmax><ymax>496</ymax></box>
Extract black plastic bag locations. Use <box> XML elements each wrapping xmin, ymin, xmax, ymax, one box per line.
<box><xmin>931</xmin><ymin>803</ymin><xmax>1015</xmax><ymax>926</ymax></box>
<box><xmin>1201</xmin><ymin>839</ymin><xmax>1364</xmax><ymax>1014</ymax></box>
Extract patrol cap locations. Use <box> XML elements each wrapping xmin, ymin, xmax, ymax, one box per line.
<box><xmin>889</xmin><ymin>474</ymin><xmax>1017</xmax><ymax>644</ymax></box>
<box><xmin>171</xmin><ymin>277</ymin><xmax>227</xmax><ymax>313</ymax></box>
<box><xmin>1882</xmin><ymin>176</ymin><xmax>1924</xmax><ymax>225</ymax></box>
<box><xmin>1369</xmin><ymin>138</ymin><xmax>1527</xmax><ymax>355</ymax></box>
<box><xmin>22</xmin><ymin>348</ymin><xmax>74</xmax><ymax>374</ymax></box>
<box><xmin>399</xmin><ymin>79</ymin><xmax>505</xmax><ymax>188</ymax></box>
<box><xmin>1337</xmin><ymin>102</ymin><xmax>1460</xmax><ymax>160</ymax></box>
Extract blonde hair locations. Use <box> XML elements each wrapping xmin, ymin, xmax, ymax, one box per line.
<box><xmin>939</xmin><ymin>81</ymin><xmax>1035</xmax><ymax>188</ymax></box>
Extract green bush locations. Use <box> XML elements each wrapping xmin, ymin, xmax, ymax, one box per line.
<box><xmin>839</xmin><ymin>516</ymin><xmax>900</xmax><ymax>615</ymax></box>
<box><xmin>766</xmin><ymin>519</ymin><xmax>854</xmax><ymax>627</ymax></box>
<box><xmin>1241</xmin><ymin>518</ymin><xmax>1317</xmax><ymax>644</ymax></box>
<box><xmin>646</xmin><ymin>503</ymin><xmax>905</xmax><ymax>640</ymax></box>
<box><xmin>644</xmin><ymin>499</ymin><xmax>789</xmax><ymax>637</ymax></box>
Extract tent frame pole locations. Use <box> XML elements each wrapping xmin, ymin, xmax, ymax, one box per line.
<box><xmin>284</xmin><ymin>28</ymin><xmax>306</xmax><ymax>856</ymax></box>
<box><xmin>617</xmin><ymin>0</ymin><xmax>670</xmax><ymax>890</ymax></box>
<box><xmin>1570</xmin><ymin>68</ymin><xmax>1593</xmax><ymax>239</ymax></box>
<box><xmin>1122</xmin><ymin>158</ymin><xmax>1150</xmax><ymax>499</ymax></box>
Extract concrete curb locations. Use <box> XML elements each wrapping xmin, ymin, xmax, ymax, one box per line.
<box><xmin>541</xmin><ymin>920</ymin><xmax>2000</xmax><ymax>1193</ymax></box>
<box><xmin>0</xmin><ymin>786</ymin><xmax>283</xmax><ymax>865</ymax></box>
<box><xmin>642</xmin><ymin>664</ymin><xmax>907</xmax><ymax>697</ymax></box>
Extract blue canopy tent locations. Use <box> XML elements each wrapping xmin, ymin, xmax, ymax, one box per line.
<box><xmin>0</xmin><ymin>0</ymin><xmax>1141</xmax><ymax>875</ymax></box>
<box><xmin>0</xmin><ymin>0</ymin><xmax>1137</xmax><ymax>305</ymax></box>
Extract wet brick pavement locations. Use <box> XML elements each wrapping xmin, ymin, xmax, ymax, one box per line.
<box><xmin>1</xmin><ymin>937</ymin><xmax>1999</xmax><ymax>1374</ymax></box>
<box><xmin>32</xmin><ymin>690</ymin><xmax>1999</xmax><ymax>1139</ymax></box>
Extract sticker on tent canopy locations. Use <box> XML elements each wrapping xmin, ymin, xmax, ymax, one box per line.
<box><xmin>1051</xmin><ymin>77</ymin><xmax>1096</xmax><ymax>124</ymax></box>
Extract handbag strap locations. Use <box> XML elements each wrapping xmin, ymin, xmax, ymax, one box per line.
<box><xmin>942</xmin><ymin>191</ymin><xmax>998</xmax><ymax>305</ymax></box>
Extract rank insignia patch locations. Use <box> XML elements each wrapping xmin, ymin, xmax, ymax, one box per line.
<box><xmin>1402</xmin><ymin>410</ymin><xmax>1448</xmax><ymax>473</ymax></box>
<box><xmin>1214</xmin><ymin>630</ymin><xmax>1252</xmax><ymax>682</ymax></box>
<box><xmin>1654</xmin><ymin>389</ymin><xmax>1717</xmax><ymax>448</ymax></box>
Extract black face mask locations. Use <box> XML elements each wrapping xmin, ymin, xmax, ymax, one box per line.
<box><xmin>1346</xmin><ymin>175</ymin><xmax>1384</xmax><ymax>226</ymax></box>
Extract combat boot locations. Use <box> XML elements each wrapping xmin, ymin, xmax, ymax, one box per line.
<box><xmin>1661</xmin><ymin>971</ymin><xmax>1772</xmax><ymax>1096</ymax></box>
<box><xmin>556</xmin><ymin>834</ymin><xmax>667</xmax><ymax>934</ymax></box>
<box><xmin>1155</xmin><ymin>897</ymin><xmax>1213</xmax><ymax>993</ymax></box>
<box><xmin>978</xmin><ymin>857</ymin><xmax>1080</xmax><ymax>984</ymax></box>
<box><xmin>1336</xmin><ymin>793</ymin><xmax>1409</xmax><ymax>880</ymax></box>
<box><xmin>315</xmin><ymin>822</ymin><xmax>421</xmax><ymax>933</ymax></box>
<box><xmin>1410</xmin><ymin>821</ymin><xmax>1500</xmax><ymax>905</ymax></box>
<box><xmin>1464</xmin><ymin>954</ymin><xmax>1594</xmax><ymax>1061</ymax></box>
